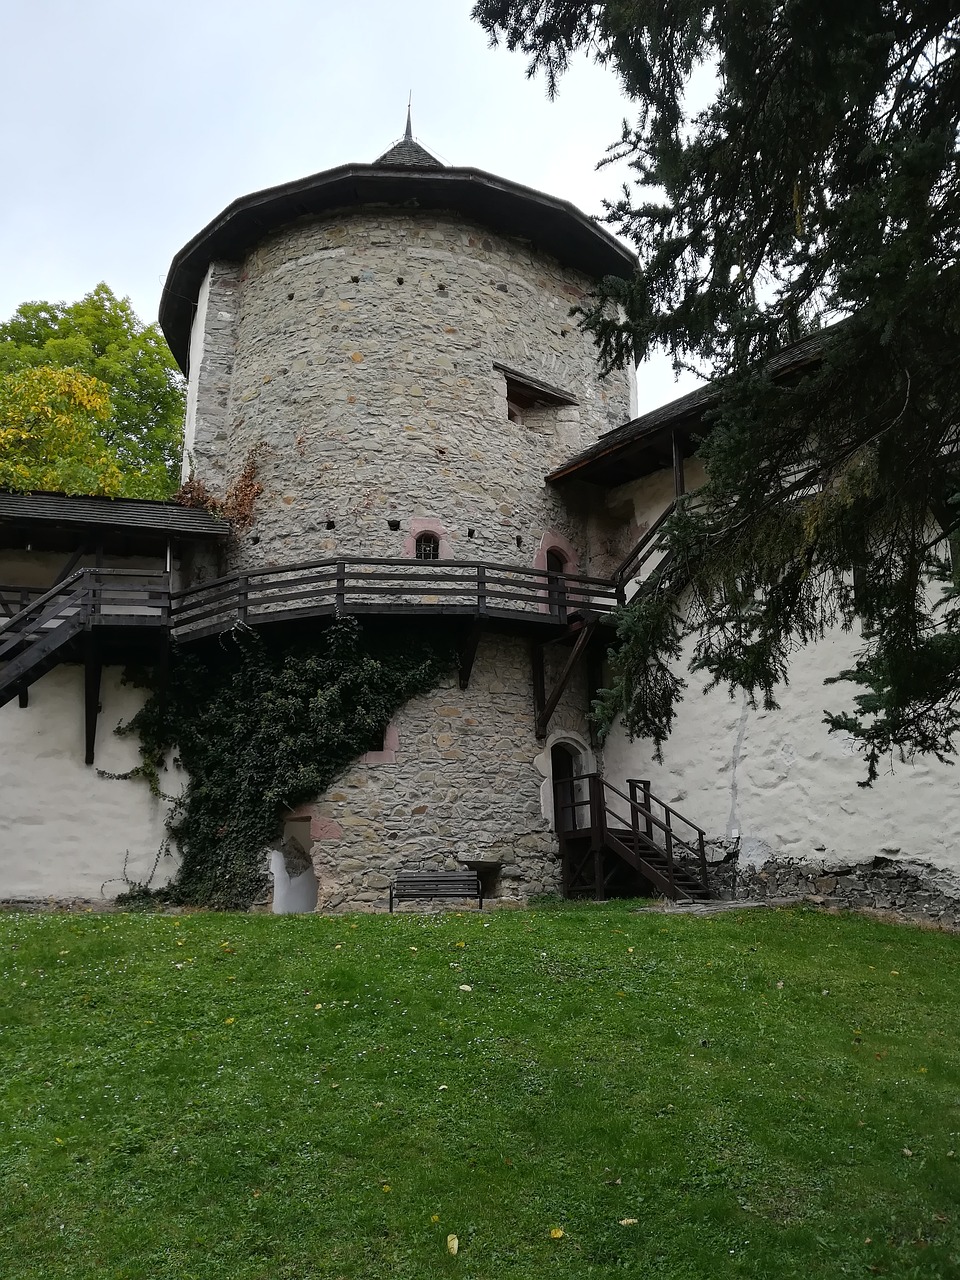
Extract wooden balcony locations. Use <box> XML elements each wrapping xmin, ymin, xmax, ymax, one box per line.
<box><xmin>170</xmin><ymin>557</ymin><xmax>623</xmax><ymax>641</ymax></box>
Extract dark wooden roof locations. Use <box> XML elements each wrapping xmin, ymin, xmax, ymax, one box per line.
<box><xmin>159</xmin><ymin>164</ymin><xmax>636</xmax><ymax>373</ymax></box>
<box><xmin>548</xmin><ymin>329</ymin><xmax>833</xmax><ymax>487</ymax></box>
<box><xmin>0</xmin><ymin>491</ymin><xmax>229</xmax><ymax>538</ymax></box>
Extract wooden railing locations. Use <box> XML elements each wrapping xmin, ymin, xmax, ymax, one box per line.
<box><xmin>170</xmin><ymin>557</ymin><xmax>622</xmax><ymax>640</ymax></box>
<box><xmin>0</xmin><ymin>569</ymin><xmax>169</xmax><ymax>645</ymax></box>
<box><xmin>553</xmin><ymin>771</ymin><xmax>709</xmax><ymax>899</ymax></box>
<box><xmin>613</xmin><ymin>501</ymin><xmax>676</xmax><ymax>588</ymax></box>
<box><xmin>1</xmin><ymin>558</ymin><xmax>623</xmax><ymax>649</ymax></box>
<box><xmin>0</xmin><ymin>583</ymin><xmax>46</xmax><ymax>620</ymax></box>
<box><xmin>625</xmin><ymin>777</ymin><xmax>708</xmax><ymax>890</ymax></box>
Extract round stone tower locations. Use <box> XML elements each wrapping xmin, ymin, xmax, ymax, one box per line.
<box><xmin>160</xmin><ymin>121</ymin><xmax>638</xmax><ymax>909</ymax></box>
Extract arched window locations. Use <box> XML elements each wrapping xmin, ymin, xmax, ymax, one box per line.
<box><xmin>415</xmin><ymin>532</ymin><xmax>440</xmax><ymax>561</ymax></box>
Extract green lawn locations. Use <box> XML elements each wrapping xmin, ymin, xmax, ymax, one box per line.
<box><xmin>1</xmin><ymin>902</ymin><xmax>958</xmax><ymax>1279</ymax></box>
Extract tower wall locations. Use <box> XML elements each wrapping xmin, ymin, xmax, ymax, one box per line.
<box><xmin>187</xmin><ymin>210</ymin><xmax>633</xmax><ymax>573</ymax></box>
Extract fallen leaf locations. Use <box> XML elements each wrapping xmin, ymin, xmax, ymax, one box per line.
<box><xmin>459</xmin><ymin>984</ymin><xmax>472</xmax><ymax>992</ymax></box>
<box><xmin>902</xmin><ymin>1148</ymin><xmax>913</xmax><ymax>1157</ymax></box>
<box><xmin>431</xmin><ymin>1214</ymin><xmax>440</xmax><ymax>1223</ymax></box>
<box><xmin>224</xmin><ymin>1017</ymin><xmax>235</xmax><ymax>1025</ymax></box>
<box><xmin>382</xmin><ymin>1183</ymin><xmax>391</xmax><ymax>1192</ymax></box>
<box><xmin>619</xmin><ymin>1218</ymin><xmax>638</xmax><ymax>1226</ymax></box>
<box><xmin>550</xmin><ymin>1227</ymin><xmax>564</xmax><ymax>1239</ymax></box>
<box><xmin>447</xmin><ymin>1234</ymin><xmax>459</xmax><ymax>1255</ymax></box>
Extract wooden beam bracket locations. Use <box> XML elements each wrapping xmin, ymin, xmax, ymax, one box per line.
<box><xmin>533</xmin><ymin>618</ymin><xmax>598</xmax><ymax>739</ymax></box>
<box><xmin>458</xmin><ymin>621</ymin><xmax>483</xmax><ymax>690</ymax></box>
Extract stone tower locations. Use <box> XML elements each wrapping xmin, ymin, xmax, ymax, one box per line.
<box><xmin>159</xmin><ymin>123</ymin><xmax>637</xmax><ymax>908</ymax></box>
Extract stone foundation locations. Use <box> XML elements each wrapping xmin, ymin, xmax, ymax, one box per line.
<box><xmin>710</xmin><ymin>851</ymin><xmax>960</xmax><ymax>928</ymax></box>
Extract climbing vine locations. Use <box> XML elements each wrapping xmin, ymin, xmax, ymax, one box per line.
<box><xmin>112</xmin><ymin>619</ymin><xmax>455</xmax><ymax>908</ymax></box>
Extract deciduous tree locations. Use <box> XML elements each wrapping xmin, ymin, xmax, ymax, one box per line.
<box><xmin>0</xmin><ymin>284</ymin><xmax>184</xmax><ymax>495</ymax></box>
<box><xmin>473</xmin><ymin>1</ymin><xmax>960</xmax><ymax>779</ymax></box>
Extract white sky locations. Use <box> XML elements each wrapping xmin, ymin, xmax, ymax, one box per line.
<box><xmin>0</xmin><ymin>0</ymin><xmax>701</xmax><ymax>414</ymax></box>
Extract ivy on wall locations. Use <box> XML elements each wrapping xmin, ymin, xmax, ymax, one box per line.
<box><xmin>113</xmin><ymin>619</ymin><xmax>455</xmax><ymax>908</ymax></box>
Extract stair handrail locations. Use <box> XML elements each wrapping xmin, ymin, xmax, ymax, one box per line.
<box><xmin>625</xmin><ymin>777</ymin><xmax>708</xmax><ymax>890</ymax></box>
<box><xmin>613</xmin><ymin>501</ymin><xmax>676</xmax><ymax>587</ymax></box>
<box><xmin>0</xmin><ymin>570</ymin><xmax>86</xmax><ymax>634</ymax></box>
<box><xmin>0</xmin><ymin>567</ymin><xmax>170</xmax><ymax>633</ymax></box>
<box><xmin>601</xmin><ymin>776</ymin><xmax>708</xmax><ymax>894</ymax></box>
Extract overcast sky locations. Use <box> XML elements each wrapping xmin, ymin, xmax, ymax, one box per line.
<box><xmin>0</xmin><ymin>0</ymin><xmax>701</xmax><ymax>412</ymax></box>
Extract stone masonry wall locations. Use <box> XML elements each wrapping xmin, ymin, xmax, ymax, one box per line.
<box><xmin>703</xmin><ymin>851</ymin><xmax>960</xmax><ymax>930</ymax></box>
<box><xmin>187</xmin><ymin>210</ymin><xmax>633</xmax><ymax>575</ymax></box>
<box><xmin>291</xmin><ymin>632</ymin><xmax>592</xmax><ymax>911</ymax></box>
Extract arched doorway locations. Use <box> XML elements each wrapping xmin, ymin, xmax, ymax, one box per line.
<box><xmin>545</xmin><ymin>548</ymin><xmax>568</xmax><ymax>621</ymax></box>
<box><xmin>551</xmin><ymin>741</ymin><xmax>584</xmax><ymax>831</ymax></box>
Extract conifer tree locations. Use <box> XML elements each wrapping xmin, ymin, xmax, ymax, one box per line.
<box><xmin>474</xmin><ymin>1</ymin><xmax>960</xmax><ymax>779</ymax></box>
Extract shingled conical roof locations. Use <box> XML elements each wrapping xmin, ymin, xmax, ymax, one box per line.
<box><xmin>374</xmin><ymin>106</ymin><xmax>442</xmax><ymax>168</ymax></box>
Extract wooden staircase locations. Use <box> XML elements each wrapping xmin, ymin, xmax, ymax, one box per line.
<box><xmin>554</xmin><ymin>773</ymin><xmax>711</xmax><ymax>902</ymax></box>
<box><xmin>0</xmin><ymin>570</ymin><xmax>169</xmax><ymax>710</ymax></box>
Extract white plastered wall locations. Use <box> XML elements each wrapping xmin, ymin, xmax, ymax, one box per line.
<box><xmin>0</xmin><ymin>666</ymin><xmax>178</xmax><ymax>900</ymax></box>
<box><xmin>601</xmin><ymin>470</ymin><xmax>960</xmax><ymax>876</ymax></box>
<box><xmin>182</xmin><ymin>263</ymin><xmax>214</xmax><ymax>482</ymax></box>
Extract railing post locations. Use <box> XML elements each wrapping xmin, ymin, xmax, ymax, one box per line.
<box><xmin>335</xmin><ymin>561</ymin><xmax>346</xmax><ymax>614</ymax></box>
<box><xmin>641</xmin><ymin>780</ymin><xmax>653</xmax><ymax>842</ymax></box>
<box><xmin>590</xmin><ymin>773</ymin><xmax>606</xmax><ymax>841</ymax></box>
<box><xmin>590</xmin><ymin>773</ymin><xmax>606</xmax><ymax>901</ymax></box>
<box><xmin>477</xmin><ymin>564</ymin><xmax>487</xmax><ymax>613</ymax></box>
<box><xmin>88</xmin><ymin>570</ymin><xmax>101</xmax><ymax>626</ymax></box>
<box><xmin>664</xmin><ymin>808</ymin><xmax>675</xmax><ymax>899</ymax></box>
<box><xmin>699</xmin><ymin>831</ymin><xmax>708</xmax><ymax>893</ymax></box>
<box><xmin>628</xmin><ymin>780</ymin><xmax>641</xmax><ymax>846</ymax></box>
<box><xmin>236</xmin><ymin>574</ymin><xmax>248</xmax><ymax>625</ymax></box>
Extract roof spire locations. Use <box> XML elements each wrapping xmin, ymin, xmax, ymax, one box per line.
<box><xmin>373</xmin><ymin>100</ymin><xmax>443</xmax><ymax>168</ymax></box>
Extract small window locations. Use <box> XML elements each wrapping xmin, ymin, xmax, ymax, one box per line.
<box><xmin>415</xmin><ymin>532</ymin><xmax>440</xmax><ymax>561</ymax></box>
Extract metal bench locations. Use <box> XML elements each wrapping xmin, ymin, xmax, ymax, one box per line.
<box><xmin>388</xmin><ymin>871</ymin><xmax>483</xmax><ymax>912</ymax></box>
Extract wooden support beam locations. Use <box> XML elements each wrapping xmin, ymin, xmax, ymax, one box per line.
<box><xmin>83</xmin><ymin>634</ymin><xmax>102</xmax><ymax>766</ymax></box>
<box><xmin>535</xmin><ymin>619</ymin><xmax>598</xmax><ymax>739</ymax></box>
<box><xmin>458</xmin><ymin>622</ymin><xmax>482</xmax><ymax>690</ymax></box>
<box><xmin>672</xmin><ymin>429</ymin><xmax>686</xmax><ymax>498</ymax></box>
<box><xmin>18</xmin><ymin>684</ymin><xmax>28</xmax><ymax>709</ymax></box>
<box><xmin>53</xmin><ymin>545</ymin><xmax>86</xmax><ymax>586</ymax></box>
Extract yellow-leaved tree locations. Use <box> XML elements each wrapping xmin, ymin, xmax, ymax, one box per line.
<box><xmin>0</xmin><ymin>366</ymin><xmax>133</xmax><ymax>496</ymax></box>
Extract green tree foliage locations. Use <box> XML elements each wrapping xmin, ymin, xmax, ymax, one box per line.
<box><xmin>0</xmin><ymin>284</ymin><xmax>184</xmax><ymax>496</ymax></box>
<box><xmin>0</xmin><ymin>366</ymin><xmax>124</xmax><ymax>497</ymax></box>
<box><xmin>474</xmin><ymin>1</ymin><xmax>960</xmax><ymax>779</ymax></box>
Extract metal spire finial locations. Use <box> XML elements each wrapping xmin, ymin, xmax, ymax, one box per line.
<box><xmin>404</xmin><ymin>94</ymin><xmax>413</xmax><ymax>141</ymax></box>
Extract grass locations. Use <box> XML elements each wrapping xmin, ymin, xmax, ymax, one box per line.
<box><xmin>1</xmin><ymin>902</ymin><xmax>958</xmax><ymax>1279</ymax></box>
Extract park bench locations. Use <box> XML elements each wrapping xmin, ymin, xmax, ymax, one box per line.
<box><xmin>388</xmin><ymin>871</ymin><xmax>483</xmax><ymax>912</ymax></box>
